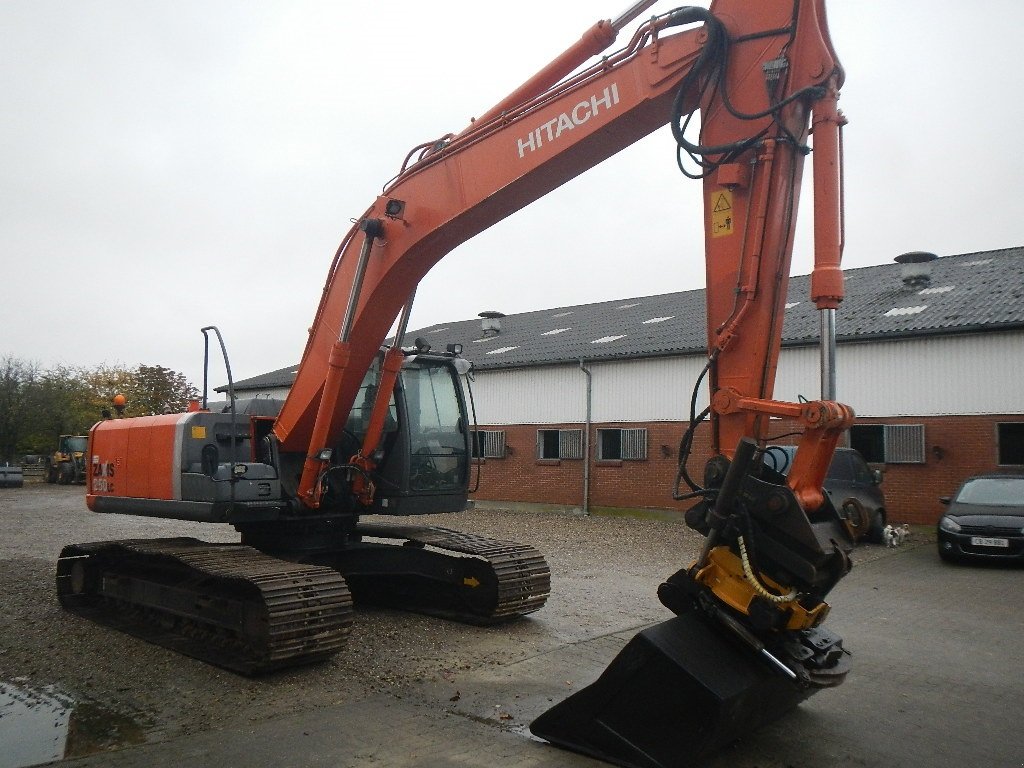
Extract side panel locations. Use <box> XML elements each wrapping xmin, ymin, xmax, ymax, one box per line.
<box><xmin>86</xmin><ymin>420</ymin><xmax>129</xmax><ymax>509</ymax></box>
<box><xmin>87</xmin><ymin>414</ymin><xmax>185</xmax><ymax>509</ymax></box>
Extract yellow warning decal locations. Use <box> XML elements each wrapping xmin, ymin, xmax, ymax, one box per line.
<box><xmin>711</xmin><ymin>190</ymin><xmax>734</xmax><ymax>238</ymax></box>
<box><xmin>191</xmin><ymin>426</ymin><xmax>207</xmax><ymax>439</ymax></box>
<box><xmin>463</xmin><ymin>576</ymin><xmax>481</xmax><ymax>588</ymax></box>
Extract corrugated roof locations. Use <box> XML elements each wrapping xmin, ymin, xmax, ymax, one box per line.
<box><xmin>226</xmin><ymin>364</ymin><xmax>299</xmax><ymax>392</ymax></box>
<box><xmin>230</xmin><ymin>247</ymin><xmax>1024</xmax><ymax>390</ymax></box>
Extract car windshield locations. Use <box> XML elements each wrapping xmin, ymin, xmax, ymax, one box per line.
<box><xmin>955</xmin><ymin>477</ymin><xmax>1024</xmax><ymax>506</ymax></box>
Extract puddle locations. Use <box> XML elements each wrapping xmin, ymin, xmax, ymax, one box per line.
<box><xmin>0</xmin><ymin>679</ymin><xmax>148</xmax><ymax>768</ymax></box>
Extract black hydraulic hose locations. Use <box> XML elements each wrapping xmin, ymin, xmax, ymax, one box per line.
<box><xmin>712</xmin><ymin>437</ymin><xmax>758</xmax><ymax>524</ymax></box>
<box><xmin>673</xmin><ymin>350</ymin><xmax>717</xmax><ymax>497</ymax></box>
<box><xmin>668</xmin><ymin>6</ymin><xmax>826</xmax><ymax>179</ymax></box>
<box><xmin>673</xmin><ymin>405</ymin><xmax>710</xmax><ymax>498</ymax></box>
<box><xmin>464</xmin><ymin>369</ymin><xmax>482</xmax><ymax>494</ymax></box>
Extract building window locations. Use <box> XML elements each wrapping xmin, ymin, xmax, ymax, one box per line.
<box><xmin>997</xmin><ymin>423</ymin><xmax>1024</xmax><ymax>465</ymax></box>
<box><xmin>536</xmin><ymin>429</ymin><xmax>583</xmax><ymax>460</ymax></box>
<box><xmin>850</xmin><ymin>426</ymin><xmax>884</xmax><ymax>462</ymax></box>
<box><xmin>472</xmin><ymin>430</ymin><xmax>506</xmax><ymax>459</ymax></box>
<box><xmin>850</xmin><ymin>424</ymin><xmax>925</xmax><ymax>464</ymax></box>
<box><xmin>597</xmin><ymin>428</ymin><xmax>647</xmax><ymax>461</ymax></box>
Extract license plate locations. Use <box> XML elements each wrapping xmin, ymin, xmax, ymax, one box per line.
<box><xmin>971</xmin><ymin>536</ymin><xmax>1009</xmax><ymax>548</ymax></box>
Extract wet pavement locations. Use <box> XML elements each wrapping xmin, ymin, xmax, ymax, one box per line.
<box><xmin>0</xmin><ymin>680</ymin><xmax>147</xmax><ymax>768</ymax></box>
<box><xmin>2</xmin><ymin>485</ymin><xmax>1022</xmax><ymax>768</ymax></box>
<box><xmin>4</xmin><ymin>542</ymin><xmax>1021</xmax><ymax>768</ymax></box>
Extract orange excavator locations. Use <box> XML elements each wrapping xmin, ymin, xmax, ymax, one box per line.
<box><xmin>58</xmin><ymin>1</ymin><xmax>856</xmax><ymax>765</ymax></box>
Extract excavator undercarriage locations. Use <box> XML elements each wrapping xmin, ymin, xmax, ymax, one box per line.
<box><xmin>57</xmin><ymin>524</ymin><xmax>550</xmax><ymax>675</ymax></box>
<box><xmin>56</xmin><ymin>538</ymin><xmax>354</xmax><ymax>675</ymax></box>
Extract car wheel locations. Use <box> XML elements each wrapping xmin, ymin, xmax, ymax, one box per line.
<box><xmin>867</xmin><ymin>509</ymin><xmax>887</xmax><ymax>544</ymax></box>
<box><xmin>838</xmin><ymin>498</ymin><xmax>870</xmax><ymax>541</ymax></box>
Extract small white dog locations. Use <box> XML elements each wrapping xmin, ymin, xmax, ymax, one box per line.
<box><xmin>896</xmin><ymin>524</ymin><xmax>911</xmax><ymax>544</ymax></box>
<box><xmin>882</xmin><ymin>524</ymin><xmax>912</xmax><ymax>547</ymax></box>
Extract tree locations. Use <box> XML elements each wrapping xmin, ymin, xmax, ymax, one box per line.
<box><xmin>0</xmin><ymin>357</ymin><xmax>40</xmax><ymax>461</ymax></box>
<box><xmin>0</xmin><ymin>358</ymin><xmax>200</xmax><ymax>459</ymax></box>
<box><xmin>83</xmin><ymin>363</ymin><xmax>198</xmax><ymax>417</ymax></box>
<box><xmin>21</xmin><ymin>365</ymin><xmax>94</xmax><ymax>451</ymax></box>
<box><xmin>83</xmin><ymin>364</ymin><xmax>140</xmax><ymax>418</ymax></box>
<box><xmin>129</xmin><ymin>365</ymin><xmax>200</xmax><ymax>416</ymax></box>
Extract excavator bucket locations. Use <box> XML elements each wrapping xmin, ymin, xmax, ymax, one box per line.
<box><xmin>530</xmin><ymin>611</ymin><xmax>810</xmax><ymax>768</ymax></box>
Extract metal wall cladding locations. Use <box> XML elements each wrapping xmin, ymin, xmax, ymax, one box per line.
<box><xmin>465</xmin><ymin>330</ymin><xmax>1024</xmax><ymax>425</ymax></box>
<box><xmin>467</xmin><ymin>365</ymin><xmax>587</xmax><ymax>424</ymax></box>
<box><xmin>801</xmin><ymin>331</ymin><xmax>1024</xmax><ymax>418</ymax></box>
<box><xmin>467</xmin><ymin>357</ymin><xmax>710</xmax><ymax>425</ymax></box>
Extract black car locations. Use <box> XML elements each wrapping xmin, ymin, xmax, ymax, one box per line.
<box><xmin>764</xmin><ymin>446</ymin><xmax>887</xmax><ymax>543</ymax></box>
<box><xmin>937</xmin><ymin>474</ymin><xmax>1024</xmax><ymax>563</ymax></box>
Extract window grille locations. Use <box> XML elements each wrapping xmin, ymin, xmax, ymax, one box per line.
<box><xmin>850</xmin><ymin>424</ymin><xmax>925</xmax><ymax>464</ymax></box>
<box><xmin>537</xmin><ymin>429</ymin><xmax>583</xmax><ymax>459</ymax></box>
<box><xmin>597</xmin><ymin>428</ymin><xmax>648</xmax><ymax>460</ymax></box>
<box><xmin>621</xmin><ymin>428</ymin><xmax>648</xmax><ymax>460</ymax></box>
<box><xmin>558</xmin><ymin>429</ymin><xmax>584</xmax><ymax>460</ymax></box>
<box><xmin>883</xmin><ymin>424</ymin><xmax>925</xmax><ymax>463</ymax></box>
<box><xmin>472</xmin><ymin>430</ymin><xmax>506</xmax><ymax>459</ymax></box>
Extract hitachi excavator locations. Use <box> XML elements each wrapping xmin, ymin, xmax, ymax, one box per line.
<box><xmin>57</xmin><ymin>1</ymin><xmax>857</xmax><ymax>765</ymax></box>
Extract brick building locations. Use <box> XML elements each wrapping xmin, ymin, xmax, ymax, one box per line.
<box><xmin>229</xmin><ymin>247</ymin><xmax>1024</xmax><ymax>525</ymax></box>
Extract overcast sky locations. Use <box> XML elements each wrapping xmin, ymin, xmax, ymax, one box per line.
<box><xmin>3</xmin><ymin>1</ymin><xmax>1022</xmax><ymax>390</ymax></box>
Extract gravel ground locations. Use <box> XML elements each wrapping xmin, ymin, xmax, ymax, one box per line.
<box><xmin>0</xmin><ymin>483</ymin><xmax>913</xmax><ymax>761</ymax></box>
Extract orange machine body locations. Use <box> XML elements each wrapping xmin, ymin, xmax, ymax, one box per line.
<box><xmin>87</xmin><ymin>415</ymin><xmax>181</xmax><ymax>507</ymax></box>
<box><xmin>86</xmin><ymin>408</ymin><xmax>286</xmax><ymax>521</ymax></box>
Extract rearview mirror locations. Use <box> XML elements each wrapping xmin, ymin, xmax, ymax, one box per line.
<box><xmin>939</xmin><ymin>496</ymin><xmax>951</xmax><ymax>505</ymax></box>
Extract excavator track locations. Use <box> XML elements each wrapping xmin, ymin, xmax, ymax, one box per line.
<box><xmin>56</xmin><ymin>538</ymin><xmax>353</xmax><ymax>675</ymax></box>
<box><xmin>324</xmin><ymin>523</ymin><xmax>550</xmax><ymax>623</ymax></box>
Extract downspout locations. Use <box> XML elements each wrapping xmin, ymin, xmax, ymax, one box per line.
<box><xmin>579</xmin><ymin>358</ymin><xmax>592</xmax><ymax>516</ymax></box>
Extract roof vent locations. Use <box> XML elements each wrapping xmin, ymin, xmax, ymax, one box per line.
<box><xmin>478</xmin><ymin>311</ymin><xmax>505</xmax><ymax>337</ymax></box>
<box><xmin>894</xmin><ymin>251</ymin><xmax>938</xmax><ymax>288</ymax></box>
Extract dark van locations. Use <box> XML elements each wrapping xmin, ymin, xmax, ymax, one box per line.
<box><xmin>764</xmin><ymin>446</ymin><xmax>887</xmax><ymax>543</ymax></box>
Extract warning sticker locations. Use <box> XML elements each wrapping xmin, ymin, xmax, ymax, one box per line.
<box><xmin>710</xmin><ymin>190</ymin><xmax>733</xmax><ymax>238</ymax></box>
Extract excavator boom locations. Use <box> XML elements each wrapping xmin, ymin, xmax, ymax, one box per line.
<box><xmin>274</xmin><ymin>13</ymin><xmax>710</xmax><ymax>459</ymax></box>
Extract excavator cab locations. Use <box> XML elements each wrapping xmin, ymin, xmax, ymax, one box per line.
<box><xmin>358</xmin><ymin>352</ymin><xmax>473</xmax><ymax>515</ymax></box>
